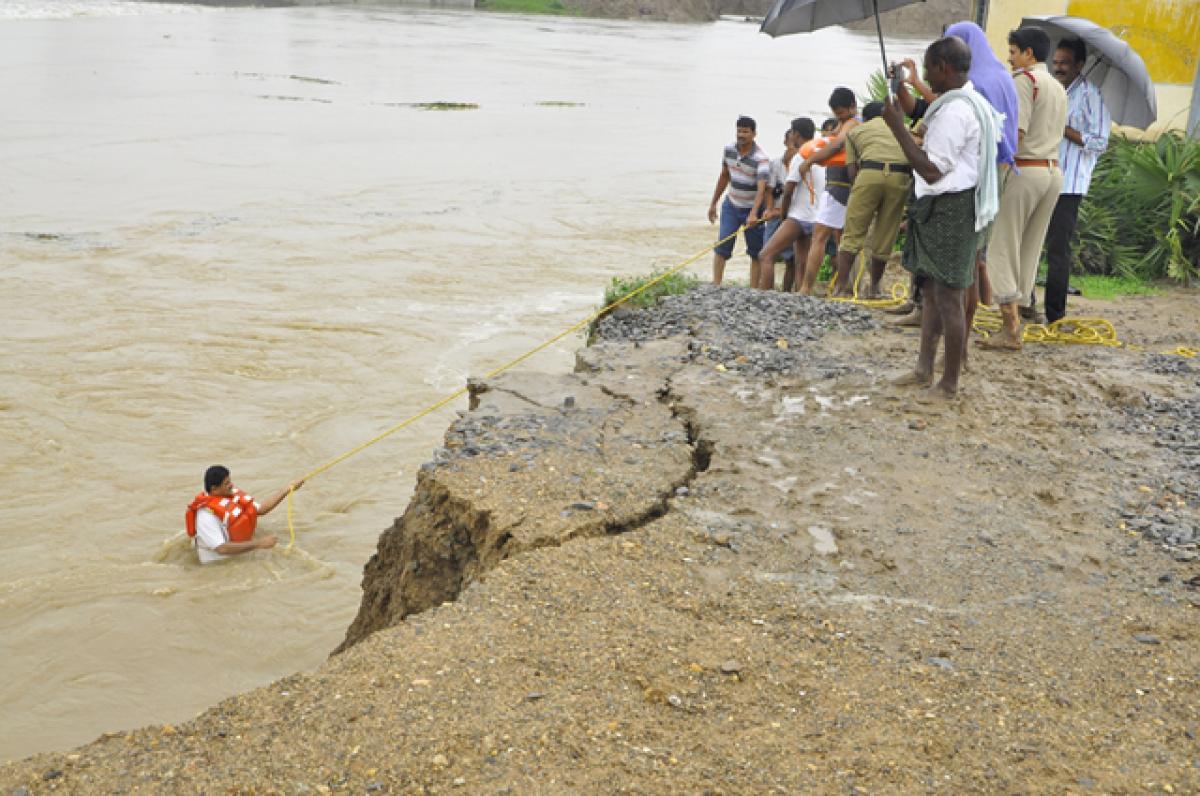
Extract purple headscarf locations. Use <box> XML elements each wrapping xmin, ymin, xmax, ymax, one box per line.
<box><xmin>945</xmin><ymin>21</ymin><xmax>1019</xmax><ymax>166</ymax></box>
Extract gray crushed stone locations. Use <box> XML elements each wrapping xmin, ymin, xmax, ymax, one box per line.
<box><xmin>1120</xmin><ymin>394</ymin><xmax>1200</xmax><ymax>551</ymax></box>
<box><xmin>594</xmin><ymin>285</ymin><xmax>875</xmax><ymax>375</ymax></box>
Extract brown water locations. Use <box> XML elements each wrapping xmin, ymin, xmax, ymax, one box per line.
<box><xmin>0</xmin><ymin>2</ymin><xmax>919</xmax><ymax>760</ymax></box>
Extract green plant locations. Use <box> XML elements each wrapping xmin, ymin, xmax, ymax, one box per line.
<box><xmin>588</xmin><ymin>269</ymin><xmax>699</xmax><ymax>341</ymax></box>
<box><xmin>601</xmin><ymin>269</ymin><xmax>699</xmax><ymax>310</ymax></box>
<box><xmin>1076</xmin><ymin>133</ymin><xmax>1200</xmax><ymax>284</ymax></box>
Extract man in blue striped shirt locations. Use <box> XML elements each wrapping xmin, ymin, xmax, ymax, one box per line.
<box><xmin>1043</xmin><ymin>38</ymin><xmax>1110</xmax><ymax>324</ymax></box>
<box><xmin>708</xmin><ymin>116</ymin><xmax>770</xmax><ymax>285</ymax></box>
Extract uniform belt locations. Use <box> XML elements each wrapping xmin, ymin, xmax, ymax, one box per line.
<box><xmin>1015</xmin><ymin>158</ymin><xmax>1058</xmax><ymax>168</ymax></box>
<box><xmin>861</xmin><ymin>160</ymin><xmax>912</xmax><ymax>175</ymax></box>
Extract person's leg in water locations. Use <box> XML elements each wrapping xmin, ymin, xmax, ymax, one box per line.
<box><xmin>894</xmin><ymin>276</ymin><xmax>941</xmax><ymax>388</ymax></box>
<box><xmin>800</xmin><ymin>224</ymin><xmax>833</xmax><ymax>295</ymax></box>
<box><xmin>757</xmin><ymin>219</ymin><xmax>803</xmax><ymax>290</ymax></box>
<box><xmin>929</xmin><ymin>280</ymin><xmax>966</xmax><ymax>398</ymax></box>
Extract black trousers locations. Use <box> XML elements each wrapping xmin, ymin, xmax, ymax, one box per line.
<box><xmin>1042</xmin><ymin>193</ymin><xmax>1083</xmax><ymax>324</ymax></box>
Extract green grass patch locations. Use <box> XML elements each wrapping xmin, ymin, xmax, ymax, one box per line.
<box><xmin>536</xmin><ymin>100</ymin><xmax>586</xmax><ymax>107</ymax></box>
<box><xmin>1074</xmin><ymin>274</ymin><xmax>1163</xmax><ymax>300</ymax></box>
<box><xmin>602</xmin><ymin>269</ymin><xmax>699</xmax><ymax>310</ymax></box>
<box><xmin>477</xmin><ymin>0</ymin><xmax>572</xmax><ymax>15</ymax></box>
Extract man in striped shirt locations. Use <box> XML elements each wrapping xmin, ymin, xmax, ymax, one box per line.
<box><xmin>1043</xmin><ymin>37</ymin><xmax>1110</xmax><ymax>324</ymax></box>
<box><xmin>708</xmin><ymin>116</ymin><xmax>770</xmax><ymax>285</ymax></box>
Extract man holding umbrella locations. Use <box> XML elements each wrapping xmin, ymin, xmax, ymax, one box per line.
<box><xmin>1044</xmin><ymin>37</ymin><xmax>1110</xmax><ymax>324</ymax></box>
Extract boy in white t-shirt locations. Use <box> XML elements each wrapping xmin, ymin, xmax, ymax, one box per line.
<box><xmin>755</xmin><ymin>117</ymin><xmax>826</xmax><ymax>292</ymax></box>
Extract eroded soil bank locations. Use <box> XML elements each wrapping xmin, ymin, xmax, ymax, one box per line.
<box><xmin>4</xmin><ymin>285</ymin><xmax>1199</xmax><ymax>793</ymax></box>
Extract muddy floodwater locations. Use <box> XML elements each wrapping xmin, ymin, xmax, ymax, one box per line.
<box><xmin>0</xmin><ymin>0</ymin><xmax>920</xmax><ymax>760</ymax></box>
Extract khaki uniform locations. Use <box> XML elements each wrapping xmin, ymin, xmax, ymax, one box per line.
<box><xmin>840</xmin><ymin>117</ymin><xmax>913</xmax><ymax>256</ymax></box>
<box><xmin>987</xmin><ymin>62</ymin><xmax>1068</xmax><ymax>306</ymax></box>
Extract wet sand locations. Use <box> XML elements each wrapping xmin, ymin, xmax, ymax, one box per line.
<box><xmin>3</xmin><ymin>281</ymin><xmax>1197</xmax><ymax>792</ymax></box>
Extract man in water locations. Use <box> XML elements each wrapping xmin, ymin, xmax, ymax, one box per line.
<box><xmin>832</xmin><ymin>100</ymin><xmax>913</xmax><ymax>299</ymax></box>
<box><xmin>708</xmin><ymin>115</ymin><xmax>770</xmax><ymax>285</ymax></box>
<box><xmin>186</xmin><ymin>465</ymin><xmax>305</xmax><ymax>563</ymax></box>
<box><xmin>794</xmin><ymin>88</ymin><xmax>861</xmax><ymax>295</ymax></box>
<box><xmin>1043</xmin><ymin>37</ymin><xmax>1109</xmax><ymax>324</ymax></box>
<box><xmin>882</xmin><ymin>35</ymin><xmax>999</xmax><ymax>399</ymax></box>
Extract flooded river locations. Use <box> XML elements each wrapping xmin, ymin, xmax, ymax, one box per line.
<box><xmin>0</xmin><ymin>0</ymin><xmax>920</xmax><ymax>759</ymax></box>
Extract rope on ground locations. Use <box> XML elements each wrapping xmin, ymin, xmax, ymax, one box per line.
<box><xmin>827</xmin><ymin>251</ymin><xmax>909</xmax><ymax>309</ymax></box>
<box><xmin>282</xmin><ymin>221</ymin><xmax>758</xmax><ymax>550</ymax></box>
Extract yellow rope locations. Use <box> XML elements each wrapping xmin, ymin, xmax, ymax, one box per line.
<box><xmin>827</xmin><ymin>251</ymin><xmax>909</xmax><ymax>309</ymax></box>
<box><xmin>282</xmin><ymin>221</ymin><xmax>759</xmax><ymax>550</ymax></box>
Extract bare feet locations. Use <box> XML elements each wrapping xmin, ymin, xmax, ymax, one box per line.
<box><xmin>915</xmin><ymin>382</ymin><xmax>958</xmax><ymax>402</ymax></box>
<box><xmin>892</xmin><ymin>370</ymin><xmax>934</xmax><ymax>388</ymax></box>
<box><xmin>891</xmin><ymin>308</ymin><xmax>923</xmax><ymax>328</ymax></box>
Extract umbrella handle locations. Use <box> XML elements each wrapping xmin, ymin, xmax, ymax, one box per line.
<box><xmin>873</xmin><ymin>0</ymin><xmax>892</xmax><ymax>100</ymax></box>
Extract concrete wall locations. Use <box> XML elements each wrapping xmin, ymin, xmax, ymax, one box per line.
<box><xmin>983</xmin><ymin>0</ymin><xmax>1198</xmax><ymax>135</ymax></box>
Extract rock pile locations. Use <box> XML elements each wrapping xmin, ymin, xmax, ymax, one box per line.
<box><xmin>1120</xmin><ymin>394</ymin><xmax>1200</xmax><ymax>554</ymax></box>
<box><xmin>594</xmin><ymin>285</ymin><xmax>875</xmax><ymax>376</ymax></box>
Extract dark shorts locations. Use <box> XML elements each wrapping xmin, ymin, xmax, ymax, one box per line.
<box><xmin>714</xmin><ymin>198</ymin><xmax>765</xmax><ymax>259</ymax></box>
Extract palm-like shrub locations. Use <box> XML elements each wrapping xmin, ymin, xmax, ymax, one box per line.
<box><xmin>1076</xmin><ymin>133</ymin><xmax>1200</xmax><ymax>284</ymax></box>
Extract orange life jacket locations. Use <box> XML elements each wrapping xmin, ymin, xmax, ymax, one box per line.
<box><xmin>185</xmin><ymin>488</ymin><xmax>258</xmax><ymax>543</ymax></box>
<box><xmin>804</xmin><ymin>136</ymin><xmax>846</xmax><ymax>167</ymax></box>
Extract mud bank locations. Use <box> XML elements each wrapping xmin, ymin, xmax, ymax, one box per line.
<box><xmin>3</xmin><ymin>285</ymin><xmax>1200</xmax><ymax>793</ymax></box>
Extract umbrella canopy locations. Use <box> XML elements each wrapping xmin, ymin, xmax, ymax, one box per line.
<box><xmin>760</xmin><ymin>0</ymin><xmax>926</xmax><ymax>87</ymax></box>
<box><xmin>760</xmin><ymin>0</ymin><xmax>924</xmax><ymax>38</ymax></box>
<box><xmin>1019</xmin><ymin>15</ymin><xmax>1157</xmax><ymax>129</ymax></box>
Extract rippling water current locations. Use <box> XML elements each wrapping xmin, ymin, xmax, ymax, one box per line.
<box><xmin>0</xmin><ymin>0</ymin><xmax>917</xmax><ymax>759</ymax></box>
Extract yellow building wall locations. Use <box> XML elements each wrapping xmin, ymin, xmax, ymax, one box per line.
<box><xmin>983</xmin><ymin>0</ymin><xmax>1197</xmax><ymax>133</ymax></box>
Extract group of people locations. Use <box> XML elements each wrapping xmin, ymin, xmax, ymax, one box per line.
<box><xmin>709</xmin><ymin>20</ymin><xmax>1111</xmax><ymax>398</ymax></box>
<box><xmin>186</xmin><ymin>22</ymin><xmax>1116</xmax><ymax>562</ymax></box>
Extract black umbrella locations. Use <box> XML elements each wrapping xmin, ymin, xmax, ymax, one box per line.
<box><xmin>760</xmin><ymin>0</ymin><xmax>927</xmax><ymax>83</ymax></box>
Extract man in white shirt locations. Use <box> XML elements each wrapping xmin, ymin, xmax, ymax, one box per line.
<box><xmin>1043</xmin><ymin>37</ymin><xmax>1110</xmax><ymax>323</ymax></box>
<box><xmin>187</xmin><ymin>465</ymin><xmax>304</xmax><ymax>564</ymax></box>
<box><xmin>755</xmin><ymin>117</ymin><xmax>825</xmax><ymax>291</ymax></box>
<box><xmin>882</xmin><ymin>36</ymin><xmax>999</xmax><ymax>399</ymax></box>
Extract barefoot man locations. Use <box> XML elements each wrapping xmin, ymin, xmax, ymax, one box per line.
<box><xmin>881</xmin><ymin>35</ymin><xmax>1000</xmax><ymax>399</ymax></box>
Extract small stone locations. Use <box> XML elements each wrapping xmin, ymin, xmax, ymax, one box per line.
<box><xmin>675</xmin><ymin>486</ymin><xmax>690</xmax><ymax>497</ymax></box>
<box><xmin>42</xmin><ymin>770</ymin><xmax>63</xmax><ymax>782</ymax></box>
<box><xmin>563</xmin><ymin>395</ymin><xmax>575</xmax><ymax>408</ymax></box>
<box><xmin>926</xmin><ymin>656</ymin><xmax>954</xmax><ymax>671</ymax></box>
<box><xmin>908</xmin><ymin>419</ymin><xmax>927</xmax><ymax>431</ymax></box>
<box><xmin>570</xmin><ymin>501</ymin><xmax>595</xmax><ymax>511</ymax></box>
<box><xmin>667</xmin><ymin>694</ymin><xmax>683</xmax><ymax>708</ymax></box>
<box><xmin>525</xmin><ymin>692</ymin><xmax>545</xmax><ymax>701</ymax></box>
<box><xmin>431</xmin><ymin>753</ymin><xmax>449</xmax><ymax>767</ymax></box>
<box><xmin>720</xmin><ymin>660</ymin><xmax>742</xmax><ymax>675</ymax></box>
<box><xmin>1133</xmin><ymin>633</ymin><xmax>1162</xmax><ymax>645</ymax></box>
<box><xmin>453</xmin><ymin>777</ymin><xmax>467</xmax><ymax>787</ymax></box>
